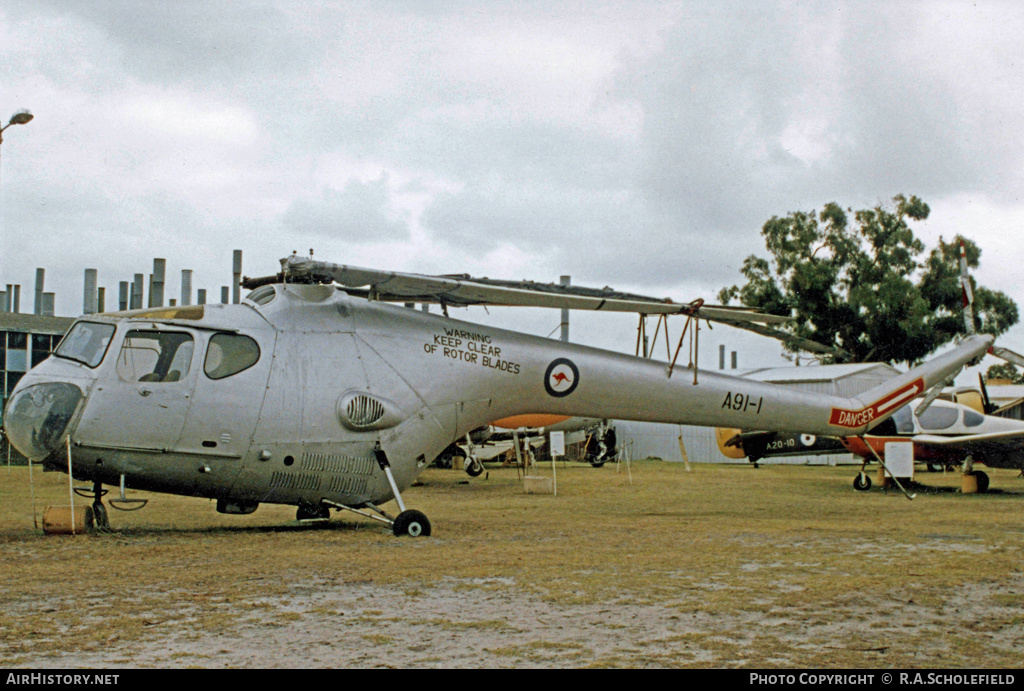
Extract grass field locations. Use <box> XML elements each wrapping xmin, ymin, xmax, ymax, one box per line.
<box><xmin>2</xmin><ymin>459</ymin><xmax>1023</xmax><ymax>668</ymax></box>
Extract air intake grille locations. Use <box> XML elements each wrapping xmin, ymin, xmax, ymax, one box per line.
<box><xmin>346</xmin><ymin>395</ymin><xmax>386</xmax><ymax>428</ymax></box>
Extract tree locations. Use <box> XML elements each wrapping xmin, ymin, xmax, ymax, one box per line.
<box><xmin>718</xmin><ymin>195</ymin><xmax>1019</xmax><ymax>366</ymax></box>
<box><xmin>985</xmin><ymin>363</ymin><xmax>1024</xmax><ymax>384</ymax></box>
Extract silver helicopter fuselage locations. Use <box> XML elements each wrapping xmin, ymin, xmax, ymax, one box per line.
<box><xmin>2</xmin><ymin>282</ymin><xmax>993</xmax><ymax>514</ymax></box>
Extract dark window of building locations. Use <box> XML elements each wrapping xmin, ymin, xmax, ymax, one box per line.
<box><xmin>6</xmin><ymin>332</ymin><xmax>28</xmax><ymax>372</ymax></box>
<box><xmin>31</xmin><ymin>334</ymin><xmax>53</xmax><ymax>368</ymax></box>
<box><xmin>5</xmin><ymin>371</ymin><xmax>24</xmax><ymax>396</ymax></box>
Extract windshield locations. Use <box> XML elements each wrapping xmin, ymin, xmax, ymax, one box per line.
<box><xmin>54</xmin><ymin>322</ymin><xmax>116</xmax><ymax>368</ymax></box>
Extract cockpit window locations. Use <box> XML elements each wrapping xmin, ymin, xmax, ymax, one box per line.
<box><xmin>54</xmin><ymin>322</ymin><xmax>115</xmax><ymax>368</ymax></box>
<box><xmin>204</xmin><ymin>333</ymin><xmax>260</xmax><ymax>379</ymax></box>
<box><xmin>116</xmin><ymin>330</ymin><xmax>194</xmax><ymax>383</ymax></box>
<box><xmin>963</xmin><ymin>409</ymin><xmax>985</xmax><ymax>427</ymax></box>
<box><xmin>917</xmin><ymin>405</ymin><xmax>959</xmax><ymax>431</ymax></box>
<box><xmin>890</xmin><ymin>405</ymin><xmax>915</xmax><ymax>434</ymax></box>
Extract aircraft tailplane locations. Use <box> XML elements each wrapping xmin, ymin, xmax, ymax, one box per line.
<box><xmin>825</xmin><ymin>334</ymin><xmax>992</xmax><ymax>433</ymax></box>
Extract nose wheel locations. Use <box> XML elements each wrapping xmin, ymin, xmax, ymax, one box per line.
<box><xmin>74</xmin><ymin>480</ymin><xmax>110</xmax><ymax>529</ymax></box>
<box><xmin>92</xmin><ymin>480</ymin><xmax>110</xmax><ymax>529</ymax></box>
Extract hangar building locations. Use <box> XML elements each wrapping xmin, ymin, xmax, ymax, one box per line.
<box><xmin>614</xmin><ymin>362</ymin><xmax>901</xmax><ymax>465</ymax></box>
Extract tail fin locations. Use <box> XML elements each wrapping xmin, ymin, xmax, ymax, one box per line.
<box><xmin>825</xmin><ymin>334</ymin><xmax>992</xmax><ymax>433</ymax></box>
<box><xmin>959</xmin><ymin>238</ymin><xmax>1024</xmax><ymax>368</ymax></box>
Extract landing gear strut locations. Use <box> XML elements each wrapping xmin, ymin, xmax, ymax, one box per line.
<box><xmin>853</xmin><ymin>472</ymin><xmax>872</xmax><ymax>492</ymax></box>
<box><xmin>374</xmin><ymin>442</ymin><xmax>431</xmax><ymax>537</ymax></box>
<box><xmin>317</xmin><ymin>444</ymin><xmax>433</xmax><ymax>537</ymax></box>
<box><xmin>74</xmin><ymin>475</ymin><xmax>148</xmax><ymax>530</ymax></box>
<box><xmin>91</xmin><ymin>480</ymin><xmax>109</xmax><ymax>529</ymax></box>
<box><xmin>74</xmin><ymin>479</ymin><xmax>110</xmax><ymax>529</ymax></box>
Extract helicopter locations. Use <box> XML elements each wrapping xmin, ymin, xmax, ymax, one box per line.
<box><xmin>2</xmin><ymin>254</ymin><xmax>993</xmax><ymax>536</ymax></box>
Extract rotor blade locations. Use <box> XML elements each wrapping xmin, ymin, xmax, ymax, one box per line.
<box><xmin>707</xmin><ymin>318</ymin><xmax>851</xmax><ymax>358</ymax></box>
<box><xmin>989</xmin><ymin>345</ymin><xmax>1024</xmax><ymax>369</ymax></box>
<box><xmin>960</xmin><ymin>239</ymin><xmax>976</xmax><ymax>336</ymax></box>
<box><xmin>280</xmin><ymin>256</ymin><xmax>792</xmax><ymax>325</ymax></box>
<box><xmin>914</xmin><ymin>372</ymin><xmax>958</xmax><ymax>417</ymax></box>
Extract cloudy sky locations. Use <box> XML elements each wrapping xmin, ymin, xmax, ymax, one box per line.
<box><xmin>2</xmin><ymin>1</ymin><xmax>1023</xmax><ymax>375</ymax></box>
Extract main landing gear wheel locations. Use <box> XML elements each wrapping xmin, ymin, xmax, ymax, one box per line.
<box><xmin>853</xmin><ymin>473</ymin><xmax>872</xmax><ymax>491</ymax></box>
<box><xmin>392</xmin><ymin>509</ymin><xmax>431</xmax><ymax>537</ymax></box>
<box><xmin>465</xmin><ymin>458</ymin><xmax>484</xmax><ymax>477</ymax></box>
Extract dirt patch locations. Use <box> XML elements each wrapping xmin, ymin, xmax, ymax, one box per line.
<box><xmin>3</xmin><ymin>462</ymin><xmax>1024</xmax><ymax>668</ymax></box>
<box><xmin>11</xmin><ymin>572</ymin><xmax>1024</xmax><ymax>668</ymax></box>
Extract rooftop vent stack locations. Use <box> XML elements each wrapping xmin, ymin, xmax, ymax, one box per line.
<box><xmin>83</xmin><ymin>269</ymin><xmax>98</xmax><ymax>315</ymax></box>
<box><xmin>232</xmin><ymin>250</ymin><xmax>242</xmax><ymax>304</ymax></box>
<box><xmin>131</xmin><ymin>274</ymin><xmax>144</xmax><ymax>310</ymax></box>
<box><xmin>197</xmin><ymin>288</ymin><xmax>207</xmax><ymax>305</ymax></box>
<box><xmin>3</xmin><ymin>284</ymin><xmax>10</xmax><ymax>312</ymax></box>
<box><xmin>150</xmin><ymin>258</ymin><xmax>166</xmax><ymax>308</ymax></box>
<box><xmin>118</xmin><ymin>282</ymin><xmax>129</xmax><ymax>311</ymax></box>
<box><xmin>221</xmin><ymin>286</ymin><xmax>229</xmax><ymax>304</ymax></box>
<box><xmin>12</xmin><ymin>285</ymin><xmax>20</xmax><ymax>313</ymax></box>
<box><xmin>34</xmin><ymin>268</ymin><xmax>44</xmax><ymax>315</ymax></box>
<box><xmin>42</xmin><ymin>293</ymin><xmax>54</xmax><ymax>317</ymax></box>
<box><xmin>97</xmin><ymin>287</ymin><xmax>106</xmax><ymax>314</ymax></box>
<box><xmin>560</xmin><ymin>275</ymin><xmax>570</xmax><ymax>343</ymax></box>
<box><xmin>0</xmin><ymin>290</ymin><xmax>7</xmax><ymax>313</ymax></box>
<box><xmin>181</xmin><ymin>269</ymin><xmax>192</xmax><ymax>306</ymax></box>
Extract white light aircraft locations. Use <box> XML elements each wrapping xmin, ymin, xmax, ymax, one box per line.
<box><xmin>718</xmin><ymin>238</ymin><xmax>1024</xmax><ymax>494</ymax></box>
<box><xmin>2</xmin><ymin>254</ymin><xmax>993</xmax><ymax>536</ymax></box>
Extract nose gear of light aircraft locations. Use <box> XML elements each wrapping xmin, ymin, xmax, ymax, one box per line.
<box><xmin>465</xmin><ymin>456</ymin><xmax>485</xmax><ymax>477</ymax></box>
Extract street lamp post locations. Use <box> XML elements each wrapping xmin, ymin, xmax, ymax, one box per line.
<box><xmin>0</xmin><ymin>110</ymin><xmax>34</xmax><ymax>310</ymax></box>
<box><xmin>0</xmin><ymin>111</ymin><xmax>33</xmax><ymax>144</ymax></box>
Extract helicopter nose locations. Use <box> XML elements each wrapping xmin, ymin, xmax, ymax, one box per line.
<box><xmin>3</xmin><ymin>382</ymin><xmax>84</xmax><ymax>461</ymax></box>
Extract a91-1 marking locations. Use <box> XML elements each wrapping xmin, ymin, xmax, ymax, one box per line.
<box><xmin>722</xmin><ymin>391</ymin><xmax>764</xmax><ymax>414</ymax></box>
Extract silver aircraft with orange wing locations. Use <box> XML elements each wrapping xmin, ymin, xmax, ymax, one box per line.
<box><xmin>2</xmin><ymin>254</ymin><xmax>993</xmax><ymax>536</ymax></box>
